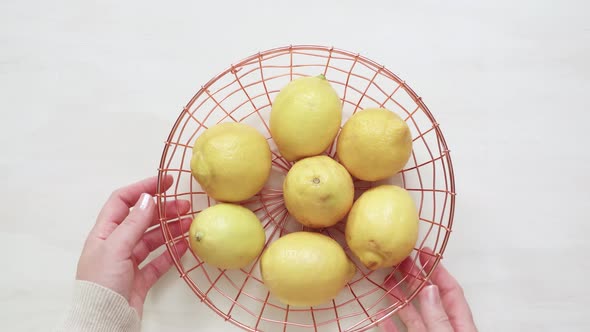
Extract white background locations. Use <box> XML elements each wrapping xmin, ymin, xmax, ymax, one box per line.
<box><xmin>1</xmin><ymin>0</ymin><xmax>589</xmax><ymax>331</ymax></box>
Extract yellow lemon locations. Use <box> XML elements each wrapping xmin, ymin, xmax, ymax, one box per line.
<box><xmin>270</xmin><ymin>74</ymin><xmax>342</xmax><ymax>161</ymax></box>
<box><xmin>190</xmin><ymin>122</ymin><xmax>271</xmax><ymax>202</ymax></box>
<box><xmin>337</xmin><ymin>108</ymin><xmax>412</xmax><ymax>181</ymax></box>
<box><xmin>283</xmin><ymin>156</ymin><xmax>354</xmax><ymax>228</ymax></box>
<box><xmin>345</xmin><ymin>185</ymin><xmax>418</xmax><ymax>270</ymax></box>
<box><xmin>189</xmin><ymin>203</ymin><xmax>266</xmax><ymax>269</ymax></box>
<box><xmin>260</xmin><ymin>232</ymin><xmax>356</xmax><ymax>306</ymax></box>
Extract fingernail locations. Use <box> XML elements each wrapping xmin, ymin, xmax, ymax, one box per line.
<box><xmin>139</xmin><ymin>193</ymin><xmax>152</xmax><ymax>210</ymax></box>
<box><xmin>423</xmin><ymin>285</ymin><xmax>441</xmax><ymax>305</ymax></box>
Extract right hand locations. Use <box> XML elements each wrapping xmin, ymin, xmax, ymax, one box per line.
<box><xmin>378</xmin><ymin>248</ymin><xmax>477</xmax><ymax>332</ymax></box>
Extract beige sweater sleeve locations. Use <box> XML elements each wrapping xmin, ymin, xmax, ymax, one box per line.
<box><xmin>53</xmin><ymin>280</ymin><xmax>141</xmax><ymax>332</ymax></box>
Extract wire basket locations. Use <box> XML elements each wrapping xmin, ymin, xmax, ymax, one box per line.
<box><xmin>156</xmin><ymin>45</ymin><xmax>455</xmax><ymax>332</ymax></box>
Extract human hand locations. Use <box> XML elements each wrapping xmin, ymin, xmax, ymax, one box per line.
<box><xmin>378</xmin><ymin>248</ymin><xmax>477</xmax><ymax>332</ymax></box>
<box><xmin>76</xmin><ymin>175</ymin><xmax>192</xmax><ymax>317</ymax></box>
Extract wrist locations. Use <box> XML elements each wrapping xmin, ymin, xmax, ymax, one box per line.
<box><xmin>53</xmin><ymin>280</ymin><xmax>140</xmax><ymax>332</ymax></box>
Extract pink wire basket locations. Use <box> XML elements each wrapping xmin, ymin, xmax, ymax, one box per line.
<box><xmin>156</xmin><ymin>45</ymin><xmax>455</xmax><ymax>332</ymax></box>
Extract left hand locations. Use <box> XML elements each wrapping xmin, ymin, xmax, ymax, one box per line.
<box><xmin>76</xmin><ymin>175</ymin><xmax>192</xmax><ymax>316</ymax></box>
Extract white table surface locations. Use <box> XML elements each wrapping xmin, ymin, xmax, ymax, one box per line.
<box><xmin>1</xmin><ymin>0</ymin><xmax>589</xmax><ymax>331</ymax></box>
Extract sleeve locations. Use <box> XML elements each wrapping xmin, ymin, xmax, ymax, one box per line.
<box><xmin>53</xmin><ymin>280</ymin><xmax>141</xmax><ymax>332</ymax></box>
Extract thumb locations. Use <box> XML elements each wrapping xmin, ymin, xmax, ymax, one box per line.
<box><xmin>418</xmin><ymin>285</ymin><xmax>453</xmax><ymax>332</ymax></box>
<box><xmin>108</xmin><ymin>193</ymin><xmax>155</xmax><ymax>253</ymax></box>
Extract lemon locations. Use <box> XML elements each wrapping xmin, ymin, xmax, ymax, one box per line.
<box><xmin>190</xmin><ymin>122</ymin><xmax>271</xmax><ymax>202</ymax></box>
<box><xmin>260</xmin><ymin>232</ymin><xmax>356</xmax><ymax>306</ymax></box>
<box><xmin>188</xmin><ymin>203</ymin><xmax>266</xmax><ymax>269</ymax></box>
<box><xmin>270</xmin><ymin>74</ymin><xmax>342</xmax><ymax>161</ymax></box>
<box><xmin>337</xmin><ymin>108</ymin><xmax>412</xmax><ymax>181</ymax></box>
<box><xmin>283</xmin><ymin>156</ymin><xmax>354</xmax><ymax>228</ymax></box>
<box><xmin>345</xmin><ymin>185</ymin><xmax>418</xmax><ymax>270</ymax></box>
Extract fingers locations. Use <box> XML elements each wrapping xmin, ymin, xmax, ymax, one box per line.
<box><xmin>149</xmin><ymin>199</ymin><xmax>191</xmax><ymax>228</ymax></box>
<box><xmin>383</xmin><ymin>266</ymin><xmax>427</xmax><ymax>332</ymax></box>
<box><xmin>418</xmin><ymin>285</ymin><xmax>453</xmax><ymax>332</ymax></box>
<box><xmin>140</xmin><ymin>239</ymin><xmax>188</xmax><ymax>292</ymax></box>
<box><xmin>419</xmin><ymin>248</ymin><xmax>477</xmax><ymax>332</ymax></box>
<box><xmin>380</xmin><ymin>250</ymin><xmax>477</xmax><ymax>332</ymax></box>
<box><xmin>107</xmin><ymin>193</ymin><xmax>155</xmax><ymax>253</ymax></box>
<box><xmin>92</xmin><ymin>175</ymin><xmax>174</xmax><ymax>240</ymax></box>
<box><xmin>398</xmin><ymin>256</ymin><xmax>426</xmax><ymax>293</ymax></box>
<box><xmin>98</xmin><ymin>175</ymin><xmax>173</xmax><ymax>223</ymax></box>
<box><xmin>419</xmin><ymin>248</ymin><xmax>463</xmax><ymax>298</ymax></box>
<box><xmin>133</xmin><ymin>218</ymin><xmax>192</xmax><ymax>264</ymax></box>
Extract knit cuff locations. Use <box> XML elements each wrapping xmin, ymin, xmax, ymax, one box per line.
<box><xmin>53</xmin><ymin>280</ymin><xmax>141</xmax><ymax>332</ymax></box>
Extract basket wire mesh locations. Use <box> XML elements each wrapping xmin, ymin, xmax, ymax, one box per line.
<box><xmin>156</xmin><ymin>45</ymin><xmax>455</xmax><ymax>332</ymax></box>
